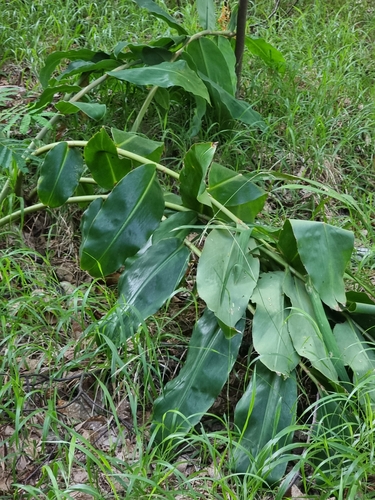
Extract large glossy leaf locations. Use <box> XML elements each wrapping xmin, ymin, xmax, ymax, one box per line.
<box><xmin>279</xmin><ymin>220</ymin><xmax>354</xmax><ymax>309</ymax></box>
<box><xmin>252</xmin><ymin>271</ymin><xmax>300</xmax><ymax>375</ymax></box>
<box><xmin>233</xmin><ymin>362</ymin><xmax>297</xmax><ymax>483</ymax></box>
<box><xmin>37</xmin><ymin>142</ymin><xmax>84</xmax><ymax>207</ymax></box>
<box><xmin>208</xmin><ymin>162</ymin><xmax>267</xmax><ymax>223</ymax></box>
<box><xmin>152</xmin><ymin>309</ymin><xmax>243</xmax><ymax>441</ymax></box>
<box><xmin>39</xmin><ymin>49</ymin><xmax>110</xmax><ymax>88</ymax></box>
<box><xmin>99</xmin><ymin>237</ymin><xmax>190</xmax><ymax>343</ymax></box>
<box><xmin>245</xmin><ymin>37</ymin><xmax>286</xmax><ymax>74</ymax></box>
<box><xmin>55</xmin><ymin>101</ymin><xmax>106</xmax><ymax>121</ymax></box>
<box><xmin>196</xmin><ymin>0</ymin><xmax>216</xmax><ymax>30</ymax></box>
<box><xmin>80</xmin><ymin>164</ymin><xmax>164</xmax><ymax>277</ymax></box>
<box><xmin>283</xmin><ymin>271</ymin><xmax>338</xmax><ymax>382</ymax></box>
<box><xmin>108</xmin><ymin>61</ymin><xmax>210</xmax><ymax>103</ymax></box>
<box><xmin>84</xmin><ymin>128</ymin><xmax>131</xmax><ymax>190</ymax></box>
<box><xmin>179</xmin><ymin>142</ymin><xmax>216</xmax><ymax>212</ymax></box>
<box><xmin>185</xmin><ymin>37</ymin><xmax>236</xmax><ymax>95</ymax></box>
<box><xmin>333</xmin><ymin>320</ymin><xmax>375</xmax><ymax>389</ymax></box>
<box><xmin>133</xmin><ymin>0</ymin><xmax>188</xmax><ymax>35</ymax></box>
<box><xmin>197</xmin><ymin>229</ymin><xmax>259</xmax><ymax>334</ymax></box>
<box><xmin>111</xmin><ymin>129</ymin><xmax>164</xmax><ymax>164</ymax></box>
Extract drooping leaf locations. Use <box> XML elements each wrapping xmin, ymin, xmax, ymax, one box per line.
<box><xmin>152</xmin><ymin>309</ymin><xmax>243</xmax><ymax>441</ymax></box>
<box><xmin>233</xmin><ymin>362</ymin><xmax>297</xmax><ymax>483</ymax></box>
<box><xmin>279</xmin><ymin>220</ymin><xmax>354</xmax><ymax>309</ymax></box>
<box><xmin>185</xmin><ymin>37</ymin><xmax>236</xmax><ymax>95</ymax></box>
<box><xmin>55</xmin><ymin>101</ymin><xmax>106</xmax><ymax>121</ymax></box>
<box><xmin>111</xmin><ymin>129</ymin><xmax>164</xmax><ymax>164</ymax></box>
<box><xmin>99</xmin><ymin>237</ymin><xmax>190</xmax><ymax>343</ymax></box>
<box><xmin>114</xmin><ymin>36</ymin><xmax>185</xmax><ymax>60</ymax></box>
<box><xmin>333</xmin><ymin>320</ymin><xmax>375</xmax><ymax>391</ymax></box>
<box><xmin>31</xmin><ymin>84</ymin><xmax>82</xmax><ymax>112</ymax></box>
<box><xmin>179</xmin><ymin>142</ymin><xmax>216</xmax><ymax>211</ymax></box>
<box><xmin>152</xmin><ymin>210</ymin><xmax>197</xmax><ymax>243</ymax></box>
<box><xmin>37</xmin><ymin>142</ymin><xmax>84</xmax><ymax>207</ymax></box>
<box><xmin>345</xmin><ymin>291</ymin><xmax>375</xmax><ymax>336</ymax></box>
<box><xmin>208</xmin><ymin>162</ymin><xmax>267</xmax><ymax>223</ymax></box>
<box><xmin>199</xmin><ymin>73</ymin><xmax>266</xmax><ymax>129</ymax></box>
<box><xmin>305</xmin><ymin>279</ymin><xmax>350</xmax><ymax>383</ymax></box>
<box><xmin>245</xmin><ymin>37</ymin><xmax>286</xmax><ymax>74</ymax></box>
<box><xmin>196</xmin><ymin>0</ymin><xmax>216</xmax><ymax>31</ymax></box>
<box><xmin>141</xmin><ymin>46</ymin><xmax>173</xmax><ymax>65</ymax></box>
<box><xmin>84</xmin><ymin>128</ymin><xmax>131</xmax><ymax>190</ymax></box>
<box><xmin>132</xmin><ymin>0</ymin><xmax>188</xmax><ymax>35</ymax></box>
<box><xmin>277</xmin><ymin>220</ymin><xmax>306</xmax><ymax>275</ymax></box>
<box><xmin>252</xmin><ymin>271</ymin><xmax>300</xmax><ymax>376</ymax></box>
<box><xmin>80</xmin><ymin>164</ymin><xmax>164</xmax><ymax>277</ymax></box>
<box><xmin>197</xmin><ymin>229</ymin><xmax>259</xmax><ymax>334</ymax></box>
<box><xmin>283</xmin><ymin>271</ymin><xmax>338</xmax><ymax>382</ymax></box>
<box><xmin>0</xmin><ymin>139</ymin><xmax>27</xmax><ymax>173</ymax></box>
<box><xmin>39</xmin><ymin>49</ymin><xmax>110</xmax><ymax>88</ymax></box>
<box><xmin>189</xmin><ymin>95</ymin><xmax>207</xmax><ymax>137</ymax></box>
<box><xmin>108</xmin><ymin>61</ymin><xmax>210</xmax><ymax>103</ymax></box>
<box><xmin>58</xmin><ymin>58</ymin><xmax>119</xmax><ymax>80</ymax></box>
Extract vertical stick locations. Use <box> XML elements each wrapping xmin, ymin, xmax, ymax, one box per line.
<box><xmin>235</xmin><ymin>0</ymin><xmax>248</xmax><ymax>97</ymax></box>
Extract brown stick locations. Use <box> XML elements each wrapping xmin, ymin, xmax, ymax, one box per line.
<box><xmin>235</xmin><ymin>0</ymin><xmax>249</xmax><ymax>96</ymax></box>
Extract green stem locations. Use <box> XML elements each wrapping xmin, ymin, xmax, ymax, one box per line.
<box><xmin>131</xmin><ymin>85</ymin><xmax>159</xmax><ymax>133</ymax></box>
<box><xmin>33</xmin><ymin>141</ymin><xmax>180</xmax><ymax>180</ymax></box>
<box><xmin>0</xmin><ymin>195</ymin><xmax>108</xmax><ymax>228</ymax></box>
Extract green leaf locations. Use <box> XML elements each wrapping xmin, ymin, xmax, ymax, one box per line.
<box><xmin>152</xmin><ymin>210</ymin><xmax>197</xmax><ymax>243</ymax></box>
<box><xmin>277</xmin><ymin>220</ymin><xmax>306</xmax><ymax>275</ymax></box>
<box><xmin>107</xmin><ymin>60</ymin><xmax>210</xmax><ymax>103</ymax></box>
<box><xmin>31</xmin><ymin>84</ymin><xmax>82</xmax><ymax>112</ymax></box>
<box><xmin>37</xmin><ymin>142</ymin><xmax>84</xmax><ymax>207</ymax></box>
<box><xmin>152</xmin><ymin>309</ymin><xmax>243</xmax><ymax>441</ymax></box>
<box><xmin>179</xmin><ymin>142</ymin><xmax>216</xmax><ymax>212</ymax></box>
<box><xmin>233</xmin><ymin>362</ymin><xmax>297</xmax><ymax>483</ymax></box>
<box><xmin>154</xmin><ymin>87</ymin><xmax>170</xmax><ymax>110</ymax></box>
<box><xmin>80</xmin><ymin>164</ymin><xmax>164</xmax><ymax>277</ymax></box>
<box><xmin>55</xmin><ymin>101</ymin><xmax>106</xmax><ymax>121</ymax></box>
<box><xmin>196</xmin><ymin>0</ymin><xmax>216</xmax><ymax>30</ymax></box>
<box><xmin>99</xmin><ymin>237</ymin><xmax>190</xmax><ymax>343</ymax></box>
<box><xmin>185</xmin><ymin>37</ymin><xmax>236</xmax><ymax>95</ymax></box>
<box><xmin>280</xmin><ymin>220</ymin><xmax>354</xmax><ymax>309</ymax></box>
<box><xmin>39</xmin><ymin>49</ymin><xmax>110</xmax><ymax>88</ymax></box>
<box><xmin>58</xmin><ymin>58</ymin><xmax>119</xmax><ymax>80</ymax></box>
<box><xmin>305</xmin><ymin>279</ymin><xmax>350</xmax><ymax>383</ymax></box>
<box><xmin>283</xmin><ymin>271</ymin><xmax>338</xmax><ymax>382</ymax></box>
<box><xmin>333</xmin><ymin>320</ymin><xmax>375</xmax><ymax>389</ymax></box>
<box><xmin>208</xmin><ymin>162</ymin><xmax>267</xmax><ymax>223</ymax></box>
<box><xmin>111</xmin><ymin>129</ymin><xmax>164</xmax><ymax>164</ymax></box>
<box><xmin>0</xmin><ymin>140</ymin><xmax>27</xmax><ymax>173</ymax></box>
<box><xmin>132</xmin><ymin>0</ymin><xmax>188</xmax><ymax>35</ymax></box>
<box><xmin>141</xmin><ymin>46</ymin><xmax>173</xmax><ymax>65</ymax></box>
<box><xmin>252</xmin><ymin>271</ymin><xmax>300</xmax><ymax>376</ymax></box>
<box><xmin>199</xmin><ymin>73</ymin><xmax>266</xmax><ymax>129</ymax></box>
<box><xmin>189</xmin><ymin>95</ymin><xmax>206</xmax><ymax>137</ymax></box>
<box><xmin>84</xmin><ymin>128</ymin><xmax>131</xmax><ymax>190</ymax></box>
<box><xmin>245</xmin><ymin>37</ymin><xmax>286</xmax><ymax>74</ymax></box>
<box><xmin>197</xmin><ymin>229</ymin><xmax>259</xmax><ymax>333</ymax></box>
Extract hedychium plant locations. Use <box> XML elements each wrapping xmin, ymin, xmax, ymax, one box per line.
<box><xmin>1</xmin><ymin>0</ymin><xmax>375</xmax><ymax>488</ymax></box>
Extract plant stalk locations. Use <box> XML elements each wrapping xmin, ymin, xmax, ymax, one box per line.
<box><xmin>235</xmin><ymin>0</ymin><xmax>248</xmax><ymax>96</ymax></box>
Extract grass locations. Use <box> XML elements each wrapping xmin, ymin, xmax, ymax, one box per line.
<box><xmin>2</xmin><ymin>0</ymin><xmax>375</xmax><ymax>498</ymax></box>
